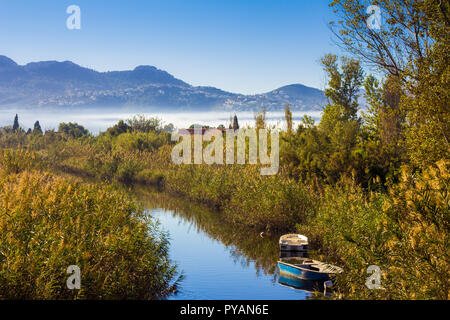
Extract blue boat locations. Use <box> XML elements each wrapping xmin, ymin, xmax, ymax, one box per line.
<box><xmin>278</xmin><ymin>273</ymin><xmax>323</xmax><ymax>292</ymax></box>
<box><xmin>278</xmin><ymin>257</ymin><xmax>343</xmax><ymax>281</ymax></box>
<box><xmin>278</xmin><ymin>274</ymin><xmax>334</xmax><ymax>297</ymax></box>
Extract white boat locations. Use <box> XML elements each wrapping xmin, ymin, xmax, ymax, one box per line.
<box><xmin>279</xmin><ymin>234</ymin><xmax>308</xmax><ymax>252</ymax></box>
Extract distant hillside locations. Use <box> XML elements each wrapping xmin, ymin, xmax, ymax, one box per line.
<box><xmin>0</xmin><ymin>55</ymin><xmax>326</xmax><ymax>111</ymax></box>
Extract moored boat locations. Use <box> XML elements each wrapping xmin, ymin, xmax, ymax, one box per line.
<box><xmin>278</xmin><ymin>273</ymin><xmax>322</xmax><ymax>293</ymax></box>
<box><xmin>278</xmin><ymin>274</ymin><xmax>334</xmax><ymax>297</ymax></box>
<box><xmin>279</xmin><ymin>234</ymin><xmax>308</xmax><ymax>251</ymax></box>
<box><xmin>278</xmin><ymin>257</ymin><xmax>343</xmax><ymax>281</ymax></box>
<box><xmin>279</xmin><ymin>249</ymin><xmax>308</xmax><ymax>259</ymax></box>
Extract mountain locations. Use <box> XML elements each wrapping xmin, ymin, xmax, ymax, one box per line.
<box><xmin>0</xmin><ymin>55</ymin><xmax>326</xmax><ymax>111</ymax></box>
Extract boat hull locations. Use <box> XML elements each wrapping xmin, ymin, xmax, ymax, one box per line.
<box><xmin>279</xmin><ymin>250</ymin><xmax>308</xmax><ymax>259</ymax></box>
<box><xmin>279</xmin><ymin>244</ymin><xmax>308</xmax><ymax>252</ymax></box>
<box><xmin>278</xmin><ymin>261</ymin><xmax>330</xmax><ymax>281</ymax></box>
<box><xmin>278</xmin><ymin>274</ymin><xmax>324</xmax><ymax>293</ymax></box>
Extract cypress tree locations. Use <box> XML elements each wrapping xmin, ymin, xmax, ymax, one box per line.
<box><xmin>232</xmin><ymin>114</ymin><xmax>239</xmax><ymax>130</ymax></box>
<box><xmin>13</xmin><ymin>114</ymin><xmax>19</xmax><ymax>131</ymax></box>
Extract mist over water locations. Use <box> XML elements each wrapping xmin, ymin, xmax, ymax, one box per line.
<box><xmin>0</xmin><ymin>107</ymin><xmax>322</xmax><ymax>134</ymax></box>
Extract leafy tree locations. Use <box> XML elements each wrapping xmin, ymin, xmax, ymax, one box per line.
<box><xmin>58</xmin><ymin>122</ymin><xmax>90</xmax><ymax>138</ymax></box>
<box><xmin>163</xmin><ymin>123</ymin><xmax>175</xmax><ymax>132</ymax></box>
<box><xmin>363</xmin><ymin>74</ymin><xmax>405</xmax><ymax>148</ymax></box>
<box><xmin>362</xmin><ymin>75</ymin><xmax>383</xmax><ymax>140</ymax></box>
<box><xmin>320</xmin><ymin>54</ymin><xmax>364</xmax><ymax>121</ymax></box>
<box><xmin>319</xmin><ymin>54</ymin><xmax>363</xmax><ymax>140</ymax></box>
<box><xmin>359</xmin><ymin>74</ymin><xmax>406</xmax><ymax>186</ymax></box>
<box><xmin>329</xmin><ymin>0</ymin><xmax>449</xmax><ymax>169</ymax></box>
<box><xmin>127</xmin><ymin>115</ymin><xmax>162</xmax><ymax>133</ymax></box>
<box><xmin>402</xmin><ymin>1</ymin><xmax>450</xmax><ymax>168</ymax></box>
<box><xmin>316</xmin><ymin>54</ymin><xmax>364</xmax><ymax>183</ymax></box>
<box><xmin>106</xmin><ymin>120</ymin><xmax>130</xmax><ymax>137</ymax></box>
<box><xmin>280</xmin><ymin>53</ymin><xmax>365</xmax><ymax>185</ymax></box>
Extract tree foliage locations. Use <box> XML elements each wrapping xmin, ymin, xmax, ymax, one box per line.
<box><xmin>33</xmin><ymin>121</ymin><xmax>43</xmax><ymax>135</ymax></box>
<box><xmin>12</xmin><ymin>114</ymin><xmax>19</xmax><ymax>132</ymax></box>
<box><xmin>58</xmin><ymin>122</ymin><xmax>90</xmax><ymax>139</ymax></box>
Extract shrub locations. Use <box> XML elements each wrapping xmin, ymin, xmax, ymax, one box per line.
<box><xmin>298</xmin><ymin>160</ymin><xmax>449</xmax><ymax>299</ymax></box>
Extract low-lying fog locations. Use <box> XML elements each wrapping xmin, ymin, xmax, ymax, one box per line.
<box><xmin>0</xmin><ymin>107</ymin><xmax>323</xmax><ymax>134</ymax></box>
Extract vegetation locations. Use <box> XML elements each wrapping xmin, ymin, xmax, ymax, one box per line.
<box><xmin>135</xmin><ymin>187</ymin><xmax>281</xmax><ymax>277</ymax></box>
<box><xmin>58</xmin><ymin>122</ymin><xmax>90</xmax><ymax>138</ymax></box>
<box><xmin>0</xmin><ymin>149</ymin><xmax>178</xmax><ymax>299</ymax></box>
<box><xmin>299</xmin><ymin>161</ymin><xmax>449</xmax><ymax>299</ymax></box>
<box><xmin>0</xmin><ymin>0</ymin><xmax>448</xmax><ymax>300</ymax></box>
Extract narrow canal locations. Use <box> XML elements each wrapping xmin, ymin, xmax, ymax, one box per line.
<box><xmin>136</xmin><ymin>189</ymin><xmax>321</xmax><ymax>300</ymax></box>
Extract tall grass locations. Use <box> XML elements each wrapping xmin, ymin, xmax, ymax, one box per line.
<box><xmin>143</xmin><ymin>145</ymin><xmax>315</xmax><ymax>232</ymax></box>
<box><xmin>0</xmin><ymin>149</ymin><xmax>178</xmax><ymax>299</ymax></box>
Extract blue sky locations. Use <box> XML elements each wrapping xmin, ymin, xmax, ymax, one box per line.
<box><xmin>0</xmin><ymin>0</ymin><xmax>342</xmax><ymax>94</ymax></box>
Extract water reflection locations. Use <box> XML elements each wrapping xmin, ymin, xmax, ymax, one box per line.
<box><xmin>133</xmin><ymin>187</ymin><xmax>327</xmax><ymax>299</ymax></box>
<box><xmin>134</xmin><ymin>187</ymin><xmax>280</xmax><ymax>276</ymax></box>
<box><xmin>278</xmin><ymin>274</ymin><xmax>325</xmax><ymax>294</ymax></box>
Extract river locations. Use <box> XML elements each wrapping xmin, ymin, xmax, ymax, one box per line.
<box><xmin>135</xmin><ymin>189</ymin><xmax>323</xmax><ymax>300</ymax></box>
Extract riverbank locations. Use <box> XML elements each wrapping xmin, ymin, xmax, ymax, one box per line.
<box><xmin>133</xmin><ymin>188</ymin><xmax>316</xmax><ymax>299</ymax></box>
<box><xmin>144</xmin><ymin>147</ymin><xmax>449</xmax><ymax>300</ymax></box>
<box><xmin>1</xmin><ymin>116</ymin><xmax>448</xmax><ymax>300</ymax></box>
<box><xmin>0</xmin><ymin>149</ymin><xmax>179</xmax><ymax>299</ymax></box>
